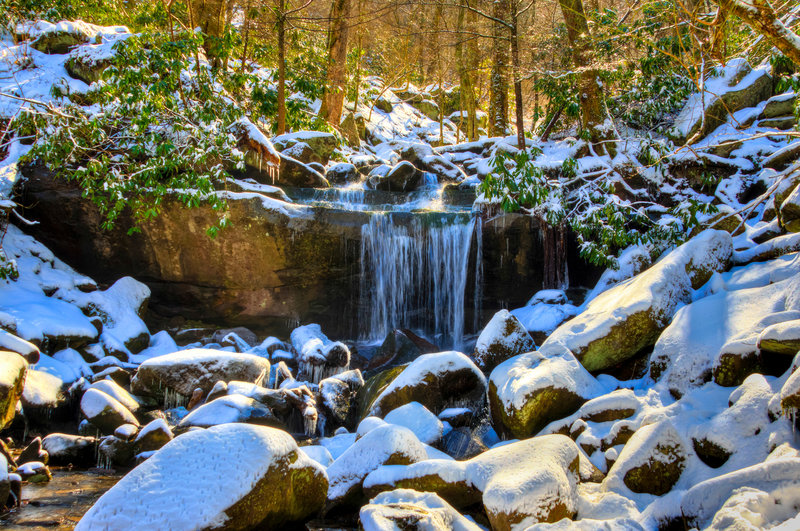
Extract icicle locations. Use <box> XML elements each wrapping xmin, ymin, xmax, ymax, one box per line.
<box><xmin>163</xmin><ymin>387</ymin><xmax>188</xmax><ymax>410</ymax></box>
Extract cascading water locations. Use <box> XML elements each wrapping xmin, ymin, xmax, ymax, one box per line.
<box><xmin>359</xmin><ymin>212</ymin><xmax>482</xmax><ymax>350</ymax></box>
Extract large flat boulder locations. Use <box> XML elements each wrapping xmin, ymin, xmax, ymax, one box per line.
<box><xmin>543</xmin><ymin>230</ymin><xmax>732</xmax><ymax>372</ymax></box>
<box><xmin>77</xmin><ymin>424</ymin><xmax>328</xmax><ymax>530</ymax></box>
<box><xmin>131</xmin><ymin>349</ymin><xmax>270</xmax><ymax>402</ymax></box>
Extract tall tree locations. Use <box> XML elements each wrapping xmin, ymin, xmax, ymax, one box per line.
<box><xmin>319</xmin><ymin>0</ymin><xmax>353</xmax><ymax>126</ymax></box>
<box><xmin>489</xmin><ymin>0</ymin><xmax>510</xmax><ymax>137</ymax></box>
<box><xmin>455</xmin><ymin>1</ymin><xmax>479</xmax><ymax>141</ymax></box>
<box><xmin>558</xmin><ymin>0</ymin><xmax>608</xmax><ymax>143</ymax></box>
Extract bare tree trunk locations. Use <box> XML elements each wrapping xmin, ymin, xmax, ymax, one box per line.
<box><xmin>713</xmin><ymin>0</ymin><xmax>800</xmax><ymax>65</ymax></box>
<box><xmin>510</xmin><ymin>0</ymin><xmax>525</xmax><ymax>148</ymax></box>
<box><xmin>276</xmin><ymin>0</ymin><xmax>287</xmax><ymax>134</ymax></box>
<box><xmin>489</xmin><ymin>0</ymin><xmax>510</xmax><ymax>137</ymax></box>
<box><xmin>558</xmin><ymin>0</ymin><xmax>608</xmax><ymax>143</ymax></box>
<box><xmin>319</xmin><ymin>0</ymin><xmax>352</xmax><ymax>126</ymax></box>
<box><xmin>239</xmin><ymin>0</ymin><xmax>251</xmax><ymax>73</ymax></box>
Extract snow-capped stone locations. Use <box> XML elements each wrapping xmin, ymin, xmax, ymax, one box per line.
<box><xmin>130</xmin><ymin>349</ymin><xmax>270</xmax><ymax>402</ymax></box>
<box><xmin>604</xmin><ymin>420</ymin><xmax>688</xmax><ymax>496</ymax></box>
<box><xmin>364</xmin><ymin>459</ymin><xmax>480</xmax><ymax>509</ymax></box>
<box><xmin>472</xmin><ymin>434</ymin><xmax>582</xmax><ymax>529</ymax></box>
<box><xmin>134</xmin><ymin>418</ymin><xmax>173</xmax><ymax>453</ymax></box>
<box><xmin>290</xmin><ymin>324</ymin><xmax>350</xmax><ymax>384</ymax></box>
<box><xmin>52</xmin><ymin>348</ymin><xmax>92</xmax><ymax>379</ymax></box>
<box><xmin>90</xmin><ymin>379</ymin><xmax>140</xmax><ymax>413</ymax></box>
<box><xmin>544</xmin><ymin>230</ymin><xmax>732</xmax><ymax>372</ymax></box>
<box><xmin>0</xmin><ymin>453</ymin><xmax>8</xmax><ymax>507</ymax></box>
<box><xmin>651</xmin><ymin>273</ymin><xmax>800</xmax><ymax>397</ymax></box>
<box><xmin>758</xmin><ymin>319</ymin><xmax>800</xmax><ymax>355</ymax></box>
<box><xmin>319</xmin><ymin>369</ymin><xmax>364</xmax><ymax>429</ymax></box>
<box><xmin>0</xmin><ymin>351</ymin><xmax>27</xmax><ymax>428</ymax></box>
<box><xmin>113</xmin><ymin>423</ymin><xmax>138</xmax><ymax>441</ymax></box>
<box><xmin>300</xmin><ymin>445</ymin><xmax>334</xmax><ymax>468</ymax></box>
<box><xmin>472</xmin><ymin>309</ymin><xmax>536</xmax><ymax>373</ymax></box>
<box><xmin>42</xmin><ymin>433</ymin><xmax>97</xmax><ymax>466</ymax></box>
<box><xmin>488</xmin><ymin>343</ymin><xmax>603</xmax><ymax>439</ymax></box>
<box><xmin>273</xmin><ymin>130</ymin><xmax>339</xmax><ymax>163</ymax></box>
<box><xmin>178</xmin><ymin>394</ymin><xmax>281</xmax><ymax>429</ymax></box>
<box><xmin>57</xmin><ymin>276</ymin><xmax>151</xmax><ymax>353</ymax></box>
<box><xmin>325</xmin><ymin>162</ymin><xmax>359</xmax><ymax>185</ymax></box>
<box><xmin>510</xmin><ymin>292</ymin><xmax>579</xmax><ymax>344</ymax></box>
<box><xmin>384</xmin><ymin>402</ymin><xmax>444</xmax><ymax>445</ymax></box>
<box><xmin>80</xmin><ymin>388</ymin><xmax>139</xmax><ymax>434</ymax></box>
<box><xmin>360</xmin><ymin>489</ymin><xmax>481</xmax><ymax>531</ymax></box>
<box><xmin>77</xmin><ymin>424</ymin><xmax>328</xmax><ymax>530</ymax></box>
<box><xmin>98</xmin><ymin>435</ymin><xmax>135</xmax><ymax>467</ymax></box>
<box><xmin>780</xmin><ymin>182</ymin><xmax>800</xmax><ymax>233</ymax></box>
<box><xmin>326</xmin><ymin>424</ymin><xmax>428</xmax><ymax>508</ymax></box>
<box><xmin>679</xmin><ymin>458</ymin><xmax>800</xmax><ymax>529</ymax></box>
<box><xmin>367</xmin><ymin>352</ymin><xmax>486</xmax><ymax>418</ymax></box>
<box><xmin>16</xmin><ymin>461</ymin><xmax>51</xmax><ymax>481</ymax></box>
<box><xmin>0</xmin><ymin>330</ymin><xmax>39</xmax><ymax>363</ymax></box>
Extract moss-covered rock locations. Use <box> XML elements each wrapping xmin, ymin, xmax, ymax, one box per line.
<box><xmin>488</xmin><ymin>344</ymin><xmax>602</xmax><ymax>440</ymax></box>
<box><xmin>543</xmin><ymin>230</ymin><xmax>732</xmax><ymax>372</ymax></box>
<box><xmin>77</xmin><ymin>424</ymin><xmax>328</xmax><ymax>530</ymax></box>
<box><xmin>360</xmin><ymin>489</ymin><xmax>481</xmax><ymax>531</ymax></box>
<box><xmin>365</xmin><ymin>352</ymin><xmax>486</xmax><ymax>418</ymax></box>
<box><xmin>604</xmin><ymin>420</ymin><xmax>688</xmax><ymax>496</ymax></box>
<box><xmin>472</xmin><ymin>309</ymin><xmax>536</xmax><ymax>374</ymax></box>
<box><xmin>363</xmin><ymin>460</ymin><xmax>481</xmax><ymax>509</ymax></box>
<box><xmin>0</xmin><ymin>351</ymin><xmax>27</xmax><ymax>429</ymax></box>
<box><xmin>759</xmin><ymin>320</ymin><xmax>800</xmax><ymax>355</ymax></box>
<box><xmin>713</xmin><ymin>341</ymin><xmax>762</xmax><ymax>387</ymax></box>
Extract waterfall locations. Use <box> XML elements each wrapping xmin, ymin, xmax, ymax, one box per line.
<box><xmin>359</xmin><ymin>212</ymin><xmax>481</xmax><ymax>350</ymax></box>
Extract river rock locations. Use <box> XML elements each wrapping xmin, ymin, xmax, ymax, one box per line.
<box><xmin>384</xmin><ymin>402</ymin><xmax>444</xmax><ymax>445</ymax></box>
<box><xmin>90</xmin><ymin>379</ymin><xmax>140</xmax><ymax>413</ymax></box>
<box><xmin>80</xmin><ymin>388</ymin><xmax>139</xmax><ymax>434</ymax></box>
<box><xmin>363</xmin><ymin>459</ymin><xmax>481</xmax><ymax>509</ymax></box>
<box><xmin>134</xmin><ymin>418</ymin><xmax>173</xmax><ymax>453</ymax></box>
<box><xmin>326</xmin><ymin>423</ymin><xmax>428</xmax><ymax>509</ymax></box>
<box><xmin>472</xmin><ymin>435</ymin><xmax>582</xmax><ymax>529</ymax></box>
<box><xmin>489</xmin><ymin>343</ymin><xmax>603</xmax><ymax>439</ymax></box>
<box><xmin>543</xmin><ymin>230</ymin><xmax>732</xmax><ymax>372</ymax></box>
<box><xmin>273</xmin><ymin>131</ymin><xmax>339</xmax><ymax>163</ymax></box>
<box><xmin>604</xmin><ymin>420</ymin><xmax>688</xmax><ymax>496</ymax></box>
<box><xmin>759</xmin><ymin>320</ymin><xmax>800</xmax><ymax>355</ymax></box>
<box><xmin>326</xmin><ymin>162</ymin><xmax>359</xmax><ymax>185</ymax></box>
<box><xmin>77</xmin><ymin>424</ymin><xmax>328</xmax><ymax>530</ymax></box>
<box><xmin>131</xmin><ymin>349</ymin><xmax>270</xmax><ymax>403</ymax></box>
<box><xmin>377</xmin><ymin>161</ymin><xmax>421</xmax><ymax>192</ymax></box>
<box><xmin>360</xmin><ymin>489</ymin><xmax>481</xmax><ymax>531</ymax></box>
<box><xmin>98</xmin><ymin>435</ymin><xmax>135</xmax><ymax>467</ymax></box>
<box><xmin>368</xmin><ymin>329</ymin><xmax>438</xmax><ymax>372</ymax></box>
<box><xmin>0</xmin><ymin>351</ymin><xmax>27</xmax><ymax>428</ymax></box>
<box><xmin>366</xmin><ymin>351</ymin><xmax>486</xmax><ymax>418</ymax></box>
<box><xmin>178</xmin><ymin>394</ymin><xmax>282</xmax><ymax>429</ymax></box>
<box><xmin>278</xmin><ymin>155</ymin><xmax>331</xmax><ymax>188</ymax></box>
<box><xmin>291</xmin><ymin>324</ymin><xmax>350</xmax><ymax>384</ymax></box>
<box><xmin>18</xmin><ymin>437</ymin><xmax>48</xmax><ymax>465</ymax></box>
<box><xmin>42</xmin><ymin>433</ymin><xmax>98</xmax><ymax>466</ymax></box>
<box><xmin>0</xmin><ymin>331</ymin><xmax>39</xmax><ymax>364</ymax></box>
<box><xmin>472</xmin><ymin>309</ymin><xmax>536</xmax><ymax>373</ymax></box>
<box><xmin>319</xmin><ymin>370</ymin><xmax>365</xmax><ymax>430</ymax></box>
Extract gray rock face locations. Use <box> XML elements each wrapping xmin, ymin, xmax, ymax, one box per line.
<box><xmin>278</xmin><ymin>155</ymin><xmax>331</xmax><ymax>188</ymax></box>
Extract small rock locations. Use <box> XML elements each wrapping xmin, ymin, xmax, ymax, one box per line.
<box><xmin>472</xmin><ymin>309</ymin><xmax>536</xmax><ymax>374</ymax></box>
<box><xmin>80</xmin><ymin>388</ymin><xmax>139</xmax><ymax>434</ymax></box>
<box><xmin>17</xmin><ymin>437</ymin><xmax>48</xmax><ymax>465</ymax></box>
<box><xmin>134</xmin><ymin>418</ymin><xmax>173</xmax><ymax>453</ymax></box>
<box><xmin>42</xmin><ymin>433</ymin><xmax>98</xmax><ymax>466</ymax></box>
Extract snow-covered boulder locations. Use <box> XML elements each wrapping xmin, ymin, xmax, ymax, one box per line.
<box><xmin>371</xmin><ymin>161</ymin><xmax>421</xmax><ymax>192</ymax></box>
<box><xmin>360</xmin><ymin>489</ymin><xmax>481</xmax><ymax>531</ymax></box>
<box><xmin>603</xmin><ymin>420</ymin><xmax>689</xmax><ymax>496</ymax></box>
<box><xmin>326</xmin><ymin>162</ymin><xmax>359</xmax><ymax>185</ymax></box>
<box><xmin>273</xmin><ymin>131</ymin><xmax>339</xmax><ymax>163</ymax></box>
<box><xmin>178</xmin><ymin>394</ymin><xmax>281</xmax><ymax>429</ymax></box>
<box><xmin>21</xmin><ymin>368</ymin><xmax>69</xmax><ymax>423</ymax></box>
<box><xmin>779</xmin><ymin>184</ymin><xmax>800</xmax><ymax>233</ymax></box>
<box><xmin>679</xmin><ymin>458</ymin><xmax>800</xmax><ymax>529</ymax></box>
<box><xmin>509</xmin><ymin>290</ymin><xmax>579</xmax><ymax>344</ymax></box>
<box><xmin>90</xmin><ymin>379</ymin><xmax>140</xmax><ymax>413</ymax></box>
<box><xmin>472</xmin><ymin>434</ymin><xmax>582</xmax><ymax>529</ymax></box>
<box><xmin>319</xmin><ymin>369</ymin><xmax>364</xmax><ymax>429</ymax></box>
<box><xmin>0</xmin><ymin>351</ymin><xmax>27</xmax><ymax>428</ymax></box>
<box><xmin>290</xmin><ymin>324</ymin><xmax>350</xmax><ymax>384</ymax></box>
<box><xmin>366</xmin><ymin>351</ymin><xmax>486</xmax><ymax>418</ymax></box>
<box><xmin>0</xmin><ymin>330</ymin><xmax>40</xmax><ymax>364</ymax></box>
<box><xmin>384</xmin><ymin>402</ymin><xmax>444</xmax><ymax>445</ymax></box>
<box><xmin>759</xmin><ymin>319</ymin><xmax>800</xmax><ymax>355</ymax></box>
<box><xmin>134</xmin><ymin>418</ymin><xmax>173</xmax><ymax>453</ymax></box>
<box><xmin>130</xmin><ymin>349</ymin><xmax>270</xmax><ymax>403</ymax></box>
<box><xmin>670</xmin><ymin>59</ymin><xmax>772</xmax><ymax>143</ymax></box>
<box><xmin>98</xmin><ymin>434</ymin><xmax>135</xmax><ymax>467</ymax></box>
<box><xmin>77</xmin><ymin>424</ymin><xmax>328</xmax><ymax>530</ymax></box>
<box><xmin>488</xmin><ymin>343</ymin><xmax>603</xmax><ymax>439</ymax></box>
<box><xmin>42</xmin><ymin>433</ymin><xmax>97</xmax><ymax>466</ymax></box>
<box><xmin>651</xmin><ymin>273</ymin><xmax>800</xmax><ymax>396</ymax></box>
<box><xmin>326</xmin><ymin>424</ymin><xmax>428</xmax><ymax>508</ymax></box>
<box><xmin>364</xmin><ymin>459</ymin><xmax>480</xmax><ymax>509</ymax></box>
<box><xmin>544</xmin><ymin>230</ymin><xmax>732</xmax><ymax>372</ymax></box>
<box><xmin>29</xmin><ymin>20</ymin><xmax>105</xmax><ymax>54</ymax></box>
<box><xmin>80</xmin><ymin>388</ymin><xmax>139</xmax><ymax>434</ymax></box>
<box><xmin>472</xmin><ymin>309</ymin><xmax>536</xmax><ymax>373</ymax></box>
<box><xmin>277</xmin><ymin>154</ymin><xmax>330</xmax><ymax>188</ymax></box>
